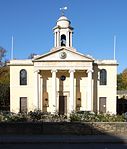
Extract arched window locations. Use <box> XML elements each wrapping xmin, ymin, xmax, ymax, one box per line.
<box><xmin>20</xmin><ymin>69</ymin><xmax>27</xmax><ymax>85</ymax></box>
<box><xmin>61</xmin><ymin>34</ymin><xmax>66</xmax><ymax>46</ymax></box>
<box><xmin>100</xmin><ymin>69</ymin><xmax>107</xmax><ymax>85</ymax></box>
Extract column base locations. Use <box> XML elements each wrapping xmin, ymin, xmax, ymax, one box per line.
<box><xmin>52</xmin><ymin>105</ymin><xmax>57</xmax><ymax>114</ymax></box>
<box><xmin>80</xmin><ymin>107</ymin><xmax>85</xmax><ymax>111</ymax></box>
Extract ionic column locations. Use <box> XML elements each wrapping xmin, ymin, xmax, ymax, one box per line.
<box><xmin>38</xmin><ymin>73</ymin><xmax>41</xmax><ymax>110</ymax></box>
<box><xmin>39</xmin><ymin>76</ymin><xmax>43</xmax><ymax>110</ymax></box>
<box><xmin>70</xmin><ymin>31</ymin><xmax>72</xmax><ymax>47</ymax></box>
<box><xmin>54</xmin><ymin>31</ymin><xmax>57</xmax><ymax>47</ymax></box>
<box><xmin>87</xmin><ymin>69</ymin><xmax>93</xmax><ymax>111</ymax></box>
<box><xmin>34</xmin><ymin>70</ymin><xmax>40</xmax><ymax>110</ymax></box>
<box><xmin>57</xmin><ymin>30</ymin><xmax>60</xmax><ymax>47</ymax></box>
<box><xmin>51</xmin><ymin>69</ymin><xmax>57</xmax><ymax>113</ymax></box>
<box><xmin>66</xmin><ymin>30</ymin><xmax>70</xmax><ymax>47</ymax></box>
<box><xmin>69</xmin><ymin>69</ymin><xmax>75</xmax><ymax>112</ymax></box>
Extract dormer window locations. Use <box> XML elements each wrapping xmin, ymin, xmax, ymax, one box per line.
<box><xmin>61</xmin><ymin>34</ymin><xmax>66</xmax><ymax>46</ymax></box>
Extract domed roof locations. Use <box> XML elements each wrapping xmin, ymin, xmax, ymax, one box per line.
<box><xmin>57</xmin><ymin>16</ymin><xmax>69</xmax><ymax>21</ymax></box>
<box><xmin>57</xmin><ymin>15</ymin><xmax>71</xmax><ymax>28</ymax></box>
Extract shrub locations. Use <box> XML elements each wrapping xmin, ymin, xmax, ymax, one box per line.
<box><xmin>3</xmin><ymin>113</ymin><xmax>28</xmax><ymax>122</ymax></box>
<box><xmin>27</xmin><ymin>110</ymin><xmax>68</xmax><ymax>122</ymax></box>
<box><xmin>0</xmin><ymin>114</ymin><xmax>4</xmax><ymax>122</ymax></box>
<box><xmin>28</xmin><ymin>110</ymin><xmax>44</xmax><ymax>122</ymax></box>
<box><xmin>70</xmin><ymin>112</ymin><xmax>126</xmax><ymax>122</ymax></box>
<box><xmin>0</xmin><ymin>110</ymin><xmax>126</xmax><ymax>122</ymax></box>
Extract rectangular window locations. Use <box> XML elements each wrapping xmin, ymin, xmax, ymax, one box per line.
<box><xmin>20</xmin><ymin>97</ymin><xmax>27</xmax><ymax>113</ymax></box>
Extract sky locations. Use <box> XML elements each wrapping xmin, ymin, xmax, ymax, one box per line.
<box><xmin>0</xmin><ymin>0</ymin><xmax>127</xmax><ymax>73</ymax></box>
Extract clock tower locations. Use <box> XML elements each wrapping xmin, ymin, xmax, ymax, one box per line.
<box><xmin>53</xmin><ymin>15</ymin><xmax>74</xmax><ymax>48</ymax></box>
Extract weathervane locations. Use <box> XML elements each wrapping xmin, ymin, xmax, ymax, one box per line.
<box><xmin>60</xmin><ymin>6</ymin><xmax>67</xmax><ymax>16</ymax></box>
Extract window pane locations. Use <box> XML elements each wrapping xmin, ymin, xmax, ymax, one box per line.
<box><xmin>100</xmin><ymin>69</ymin><xmax>107</xmax><ymax>85</ymax></box>
<box><xmin>20</xmin><ymin>69</ymin><xmax>27</xmax><ymax>85</ymax></box>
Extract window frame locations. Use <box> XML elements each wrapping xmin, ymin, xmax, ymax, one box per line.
<box><xmin>100</xmin><ymin>69</ymin><xmax>107</xmax><ymax>85</ymax></box>
<box><xmin>20</xmin><ymin>69</ymin><xmax>27</xmax><ymax>85</ymax></box>
<box><xmin>20</xmin><ymin>97</ymin><xmax>27</xmax><ymax>113</ymax></box>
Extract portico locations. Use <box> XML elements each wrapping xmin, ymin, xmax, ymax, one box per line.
<box><xmin>34</xmin><ymin>65</ymin><xmax>93</xmax><ymax>114</ymax></box>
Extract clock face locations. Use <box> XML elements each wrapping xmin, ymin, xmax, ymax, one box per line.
<box><xmin>60</xmin><ymin>51</ymin><xmax>67</xmax><ymax>59</ymax></box>
<box><xmin>60</xmin><ymin>75</ymin><xmax>66</xmax><ymax>81</ymax></box>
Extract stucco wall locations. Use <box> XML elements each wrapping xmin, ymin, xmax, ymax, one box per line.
<box><xmin>10</xmin><ymin>57</ymin><xmax>117</xmax><ymax>114</ymax></box>
<box><xmin>97</xmin><ymin>65</ymin><xmax>117</xmax><ymax>114</ymax></box>
<box><xmin>10</xmin><ymin>65</ymin><xmax>34</xmax><ymax>113</ymax></box>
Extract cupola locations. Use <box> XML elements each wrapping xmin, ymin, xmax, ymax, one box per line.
<box><xmin>53</xmin><ymin>15</ymin><xmax>74</xmax><ymax>48</ymax></box>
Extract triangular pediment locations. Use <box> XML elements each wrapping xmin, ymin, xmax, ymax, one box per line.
<box><xmin>33</xmin><ymin>47</ymin><xmax>94</xmax><ymax>62</ymax></box>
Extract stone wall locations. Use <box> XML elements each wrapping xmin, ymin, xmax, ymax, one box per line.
<box><xmin>0</xmin><ymin>122</ymin><xmax>127</xmax><ymax>135</ymax></box>
<box><xmin>42</xmin><ymin>122</ymin><xmax>127</xmax><ymax>135</ymax></box>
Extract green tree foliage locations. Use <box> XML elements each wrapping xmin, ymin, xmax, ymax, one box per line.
<box><xmin>0</xmin><ymin>47</ymin><xmax>10</xmax><ymax>111</ymax></box>
<box><xmin>0</xmin><ymin>47</ymin><xmax>6</xmax><ymax>66</ymax></box>
<box><xmin>117</xmin><ymin>73</ymin><xmax>125</xmax><ymax>90</ymax></box>
<box><xmin>0</xmin><ymin>83</ymin><xmax>10</xmax><ymax>110</ymax></box>
<box><xmin>0</xmin><ymin>66</ymin><xmax>10</xmax><ymax>84</ymax></box>
<box><xmin>117</xmin><ymin>68</ymin><xmax>127</xmax><ymax>90</ymax></box>
<box><xmin>122</xmin><ymin>68</ymin><xmax>127</xmax><ymax>89</ymax></box>
<box><xmin>28</xmin><ymin>53</ymin><xmax>37</xmax><ymax>59</ymax></box>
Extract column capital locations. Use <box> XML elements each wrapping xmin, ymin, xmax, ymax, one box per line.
<box><xmin>69</xmin><ymin>69</ymin><xmax>75</xmax><ymax>73</ymax></box>
<box><xmin>87</xmin><ymin>69</ymin><xmax>93</xmax><ymax>74</ymax></box>
<box><xmin>51</xmin><ymin>69</ymin><xmax>57</xmax><ymax>73</ymax></box>
<box><xmin>54</xmin><ymin>28</ymin><xmax>60</xmax><ymax>32</ymax></box>
<box><xmin>34</xmin><ymin>70</ymin><xmax>40</xmax><ymax>73</ymax></box>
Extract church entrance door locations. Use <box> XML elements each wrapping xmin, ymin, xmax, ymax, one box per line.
<box><xmin>59</xmin><ymin>96</ymin><xmax>67</xmax><ymax>115</ymax></box>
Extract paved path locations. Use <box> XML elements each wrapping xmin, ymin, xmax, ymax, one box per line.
<box><xmin>0</xmin><ymin>135</ymin><xmax>127</xmax><ymax>144</ymax></box>
<box><xmin>0</xmin><ymin>143</ymin><xmax>127</xmax><ymax>149</ymax></box>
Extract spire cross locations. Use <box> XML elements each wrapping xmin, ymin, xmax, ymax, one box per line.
<box><xmin>60</xmin><ymin>7</ymin><xmax>67</xmax><ymax>16</ymax></box>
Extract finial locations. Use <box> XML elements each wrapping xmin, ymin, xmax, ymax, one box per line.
<box><xmin>60</xmin><ymin>6</ymin><xmax>67</xmax><ymax>16</ymax></box>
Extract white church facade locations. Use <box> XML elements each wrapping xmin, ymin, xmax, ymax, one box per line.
<box><xmin>10</xmin><ymin>15</ymin><xmax>117</xmax><ymax>114</ymax></box>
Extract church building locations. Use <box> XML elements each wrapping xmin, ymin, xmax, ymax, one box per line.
<box><xmin>10</xmin><ymin>14</ymin><xmax>117</xmax><ymax>114</ymax></box>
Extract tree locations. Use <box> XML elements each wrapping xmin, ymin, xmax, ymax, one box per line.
<box><xmin>0</xmin><ymin>46</ymin><xmax>10</xmax><ymax>110</ymax></box>
<box><xmin>0</xmin><ymin>84</ymin><xmax>10</xmax><ymax>111</ymax></box>
<box><xmin>28</xmin><ymin>53</ymin><xmax>37</xmax><ymax>59</ymax></box>
<box><xmin>0</xmin><ymin>47</ymin><xmax>6</xmax><ymax>66</ymax></box>
<box><xmin>122</xmin><ymin>68</ymin><xmax>127</xmax><ymax>90</ymax></box>
<box><xmin>117</xmin><ymin>73</ymin><xmax>125</xmax><ymax>90</ymax></box>
<box><xmin>117</xmin><ymin>68</ymin><xmax>127</xmax><ymax>90</ymax></box>
<box><xmin>0</xmin><ymin>65</ymin><xmax>10</xmax><ymax>84</ymax></box>
<box><xmin>0</xmin><ymin>65</ymin><xmax>10</xmax><ymax>109</ymax></box>
<box><xmin>0</xmin><ymin>66</ymin><xmax>10</xmax><ymax>111</ymax></box>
